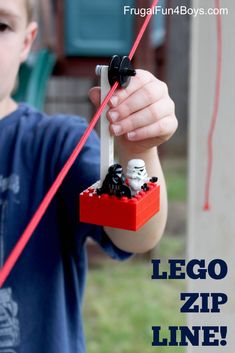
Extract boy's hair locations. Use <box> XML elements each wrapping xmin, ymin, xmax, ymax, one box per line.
<box><xmin>26</xmin><ymin>0</ymin><xmax>35</xmax><ymax>22</ymax></box>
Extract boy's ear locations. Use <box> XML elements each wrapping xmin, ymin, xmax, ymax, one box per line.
<box><xmin>20</xmin><ymin>22</ymin><xmax>38</xmax><ymax>63</ymax></box>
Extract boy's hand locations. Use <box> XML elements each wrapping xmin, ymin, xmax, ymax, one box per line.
<box><xmin>89</xmin><ymin>70</ymin><xmax>178</xmax><ymax>153</ymax></box>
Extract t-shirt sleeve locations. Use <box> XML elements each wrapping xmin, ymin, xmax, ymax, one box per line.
<box><xmin>54</xmin><ymin>115</ymin><xmax>133</xmax><ymax>261</ymax></box>
<box><xmin>89</xmin><ymin>226</ymin><xmax>133</xmax><ymax>261</ymax></box>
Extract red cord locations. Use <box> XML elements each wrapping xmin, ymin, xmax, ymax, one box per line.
<box><xmin>0</xmin><ymin>0</ymin><xmax>159</xmax><ymax>287</ymax></box>
<box><xmin>129</xmin><ymin>0</ymin><xmax>158</xmax><ymax>60</ymax></box>
<box><xmin>203</xmin><ymin>0</ymin><xmax>222</xmax><ymax>211</ymax></box>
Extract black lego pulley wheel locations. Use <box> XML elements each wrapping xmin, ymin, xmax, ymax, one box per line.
<box><xmin>108</xmin><ymin>55</ymin><xmax>136</xmax><ymax>88</ymax></box>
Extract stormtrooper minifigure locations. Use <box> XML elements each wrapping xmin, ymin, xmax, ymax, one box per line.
<box><xmin>126</xmin><ymin>159</ymin><xmax>158</xmax><ymax>196</ymax></box>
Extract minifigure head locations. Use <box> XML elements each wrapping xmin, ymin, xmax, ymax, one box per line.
<box><xmin>126</xmin><ymin>159</ymin><xmax>148</xmax><ymax>180</ymax></box>
<box><xmin>108</xmin><ymin>164</ymin><xmax>123</xmax><ymax>179</ymax></box>
<box><xmin>0</xmin><ymin>0</ymin><xmax>38</xmax><ymax>103</ymax></box>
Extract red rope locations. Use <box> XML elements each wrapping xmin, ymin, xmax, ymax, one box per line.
<box><xmin>0</xmin><ymin>0</ymin><xmax>159</xmax><ymax>287</ymax></box>
<box><xmin>203</xmin><ymin>0</ymin><xmax>222</xmax><ymax>211</ymax></box>
<box><xmin>129</xmin><ymin>0</ymin><xmax>158</xmax><ymax>60</ymax></box>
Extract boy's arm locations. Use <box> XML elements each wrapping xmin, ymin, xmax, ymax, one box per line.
<box><xmin>89</xmin><ymin>70</ymin><xmax>177</xmax><ymax>253</ymax></box>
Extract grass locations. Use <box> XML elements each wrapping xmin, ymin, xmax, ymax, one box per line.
<box><xmin>84</xmin><ymin>236</ymin><xmax>186</xmax><ymax>353</ymax></box>
<box><xmin>162</xmin><ymin>158</ymin><xmax>187</xmax><ymax>202</ymax></box>
<box><xmin>153</xmin><ymin>234</ymin><xmax>186</xmax><ymax>259</ymax></box>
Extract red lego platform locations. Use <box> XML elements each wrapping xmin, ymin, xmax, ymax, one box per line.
<box><xmin>79</xmin><ymin>182</ymin><xmax>160</xmax><ymax>231</ymax></box>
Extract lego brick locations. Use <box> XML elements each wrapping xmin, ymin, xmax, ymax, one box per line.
<box><xmin>79</xmin><ymin>182</ymin><xmax>160</xmax><ymax>231</ymax></box>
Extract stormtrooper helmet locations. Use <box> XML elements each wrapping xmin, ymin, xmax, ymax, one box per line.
<box><xmin>126</xmin><ymin>159</ymin><xmax>148</xmax><ymax>180</ymax></box>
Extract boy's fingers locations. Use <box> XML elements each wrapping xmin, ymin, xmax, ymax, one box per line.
<box><xmin>107</xmin><ymin>81</ymin><xmax>166</xmax><ymax>122</ymax></box>
<box><xmin>109</xmin><ymin>69</ymin><xmax>163</xmax><ymax>107</ymax></box>
<box><xmin>89</xmin><ymin>70</ymin><xmax>167</xmax><ymax>112</ymax></box>
<box><xmin>109</xmin><ymin>99</ymin><xmax>174</xmax><ymax>136</ymax></box>
<box><xmin>88</xmin><ymin>87</ymin><xmax>101</xmax><ymax>108</ymax></box>
<box><xmin>89</xmin><ymin>86</ymin><xmax>120</xmax><ymax>109</ymax></box>
<box><xmin>125</xmin><ymin>116</ymin><xmax>178</xmax><ymax>142</ymax></box>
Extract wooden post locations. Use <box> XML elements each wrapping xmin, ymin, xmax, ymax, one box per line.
<box><xmin>188</xmin><ymin>1</ymin><xmax>235</xmax><ymax>351</ymax></box>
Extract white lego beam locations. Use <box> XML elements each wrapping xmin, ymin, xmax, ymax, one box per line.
<box><xmin>96</xmin><ymin>65</ymin><xmax>114</xmax><ymax>182</ymax></box>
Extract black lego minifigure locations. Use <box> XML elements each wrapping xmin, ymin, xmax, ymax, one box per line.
<box><xmin>96</xmin><ymin>164</ymin><xmax>131</xmax><ymax>198</ymax></box>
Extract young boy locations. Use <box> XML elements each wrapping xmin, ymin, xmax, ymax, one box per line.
<box><xmin>0</xmin><ymin>0</ymin><xmax>177</xmax><ymax>352</ymax></box>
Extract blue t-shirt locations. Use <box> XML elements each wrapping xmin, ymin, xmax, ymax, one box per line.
<box><xmin>0</xmin><ymin>103</ymin><xmax>132</xmax><ymax>353</ymax></box>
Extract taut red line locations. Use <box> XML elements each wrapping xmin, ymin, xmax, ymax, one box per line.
<box><xmin>0</xmin><ymin>0</ymin><xmax>159</xmax><ymax>287</ymax></box>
